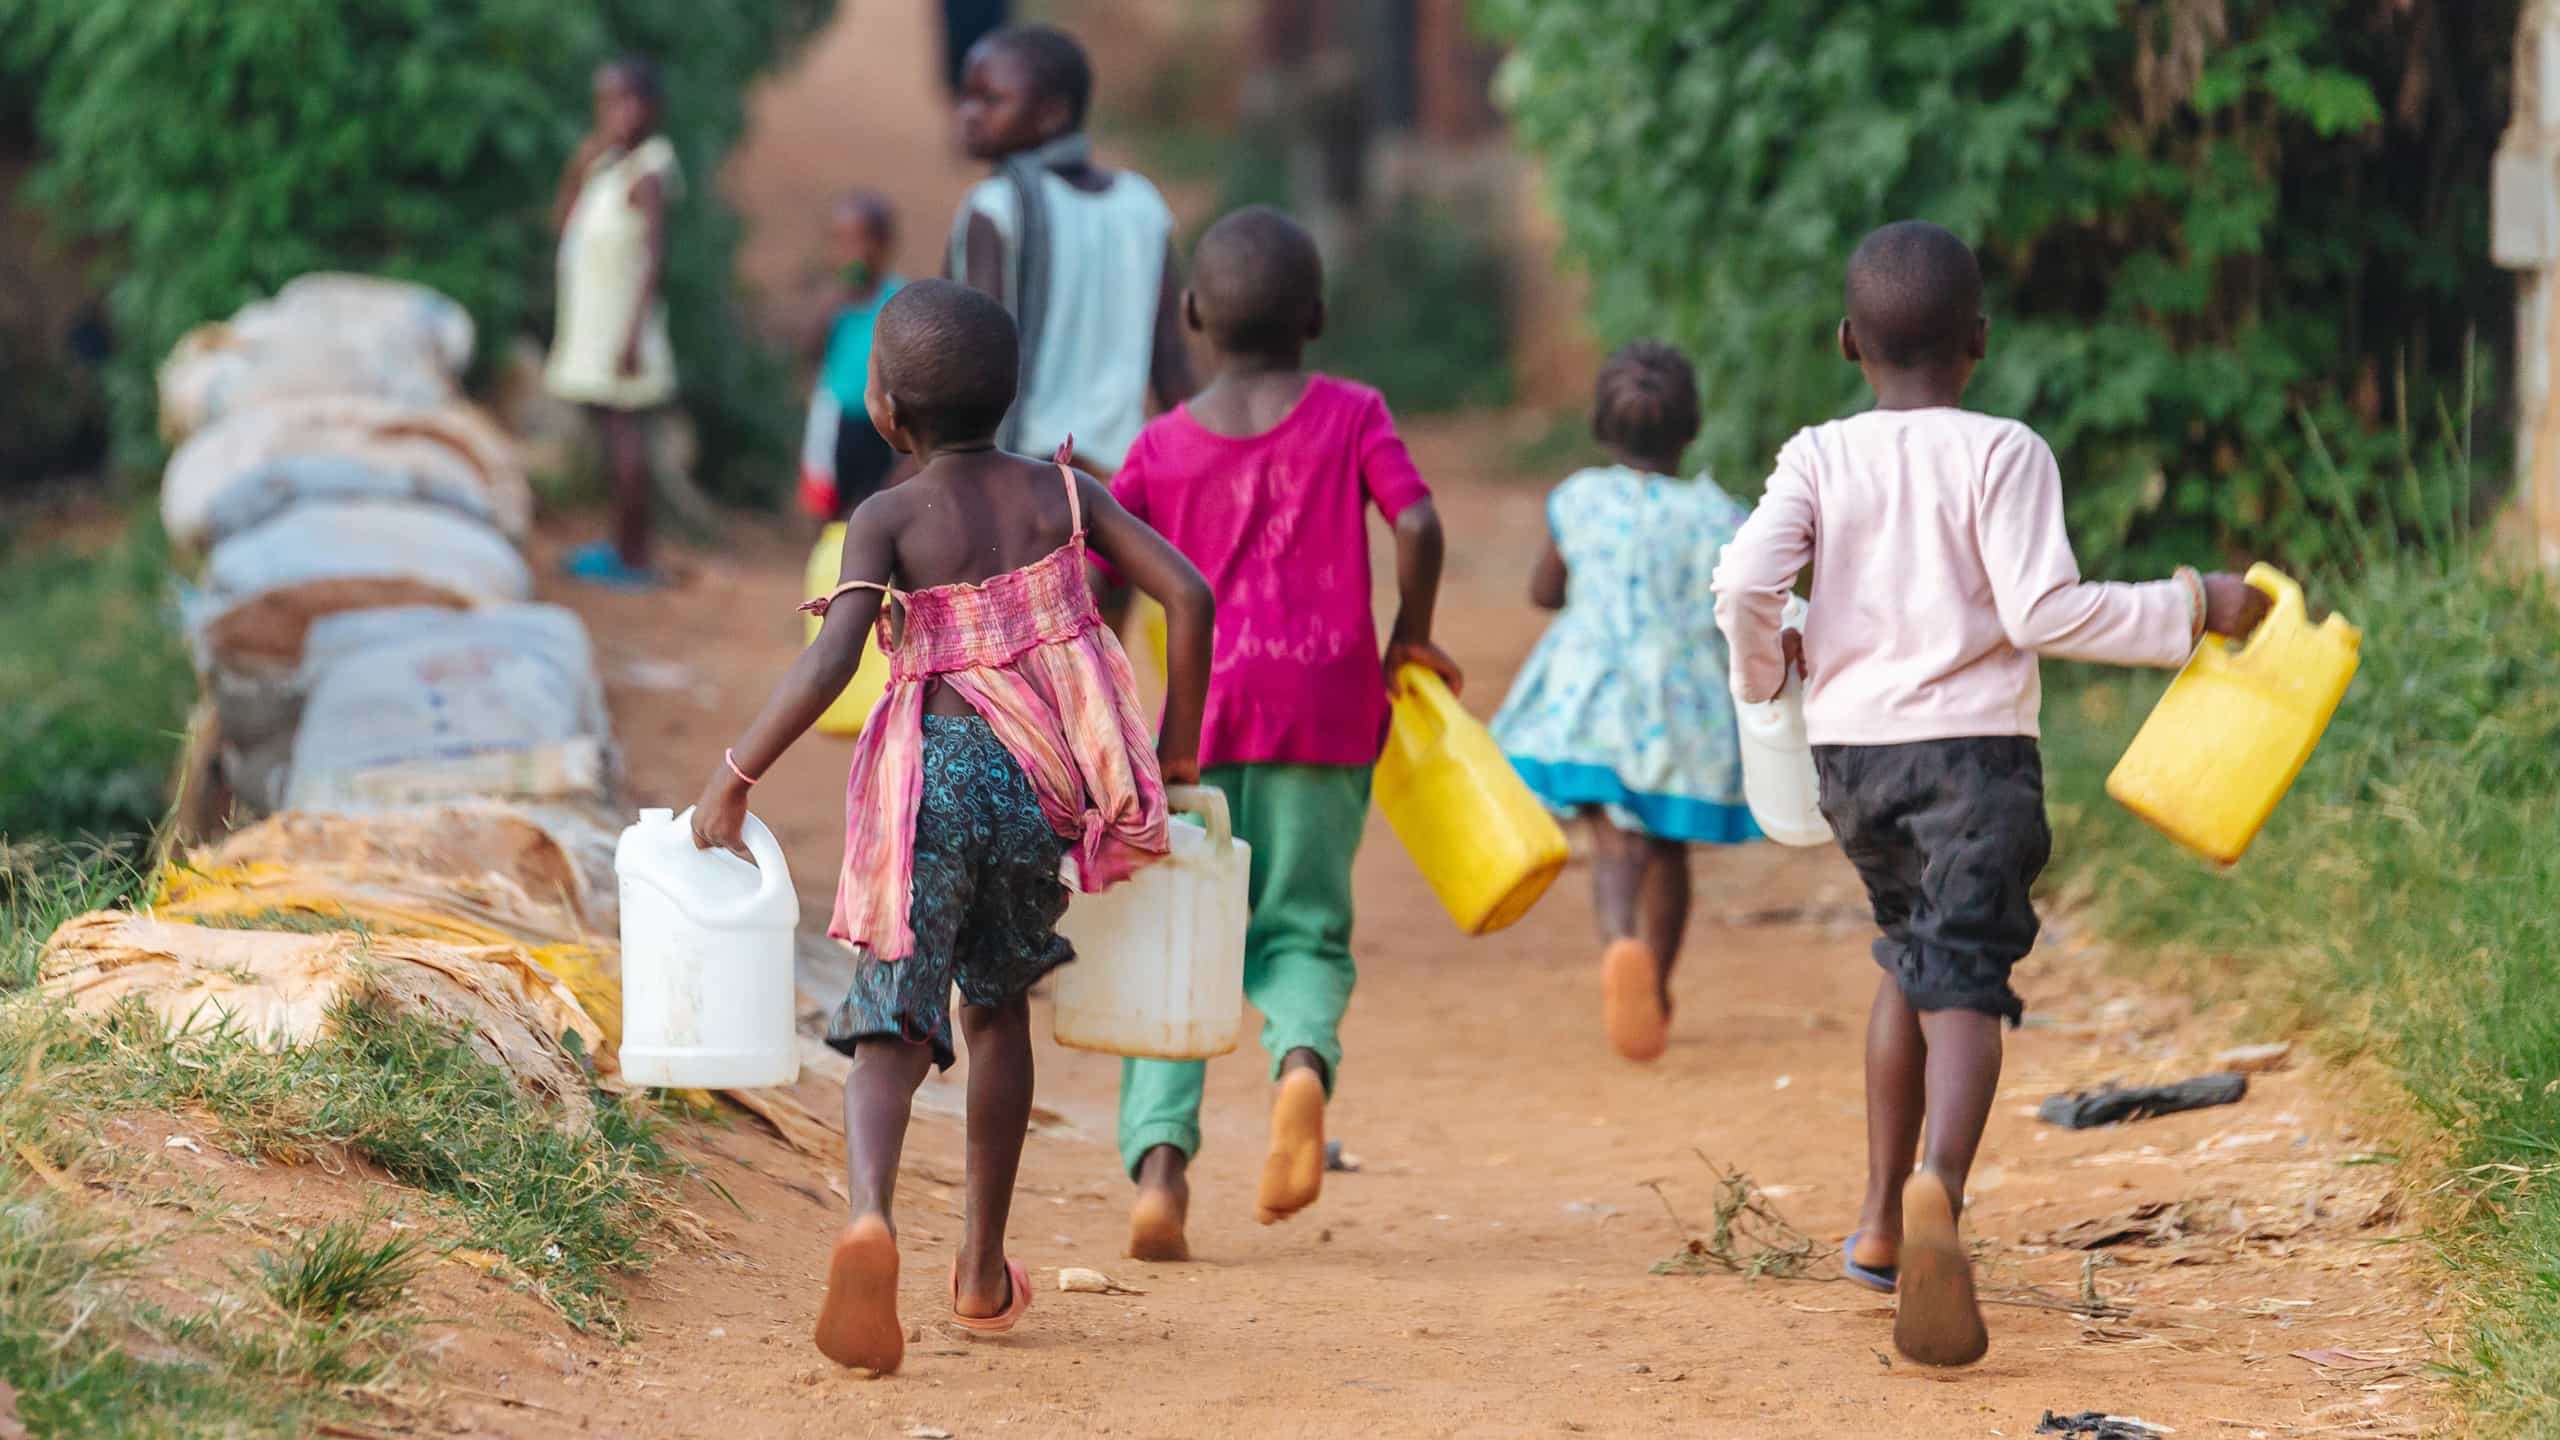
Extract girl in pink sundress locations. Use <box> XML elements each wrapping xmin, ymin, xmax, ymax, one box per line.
<box><xmin>692</xmin><ymin>280</ymin><xmax>1213</xmax><ymax>1376</ymax></box>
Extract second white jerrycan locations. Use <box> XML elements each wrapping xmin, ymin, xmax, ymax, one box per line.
<box><xmin>615</xmin><ymin>807</ymin><xmax>802</xmax><ymax>1089</ymax></box>
<box><xmin>1732</xmin><ymin>597</ymin><xmax>1832</xmax><ymax>847</ymax></box>
<box><xmin>1051</xmin><ymin>785</ymin><xmax>1250</xmax><ymax>1060</ymax></box>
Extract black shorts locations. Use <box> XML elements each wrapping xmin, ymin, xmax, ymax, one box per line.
<box><xmin>1812</xmin><ymin>737</ymin><xmax>2051</xmax><ymax>1024</ymax></box>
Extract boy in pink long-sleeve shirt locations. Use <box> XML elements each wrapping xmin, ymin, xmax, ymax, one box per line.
<box><xmin>1712</xmin><ymin>221</ymin><xmax>2267</xmax><ymax>1369</ymax></box>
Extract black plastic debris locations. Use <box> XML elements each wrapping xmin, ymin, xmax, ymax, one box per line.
<box><xmin>2038</xmin><ymin>1411</ymin><xmax>2171</xmax><ymax>1439</ymax></box>
<box><xmin>2037</xmin><ymin>1073</ymin><xmax>2247</xmax><ymax>1129</ymax></box>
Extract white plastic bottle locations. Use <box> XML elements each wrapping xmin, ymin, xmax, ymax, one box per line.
<box><xmin>1733</xmin><ymin>598</ymin><xmax>1833</xmax><ymax>847</ymax></box>
<box><xmin>615</xmin><ymin>807</ymin><xmax>802</xmax><ymax>1089</ymax></box>
<box><xmin>1051</xmin><ymin>786</ymin><xmax>1250</xmax><ymax>1060</ymax></box>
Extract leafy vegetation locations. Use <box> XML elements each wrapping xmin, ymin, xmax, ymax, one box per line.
<box><xmin>2038</xmin><ymin>408</ymin><xmax>2560</xmax><ymax>1432</ymax></box>
<box><xmin>0</xmin><ymin>517</ymin><xmax>189</xmax><ymax>845</ymax></box>
<box><xmin>1476</xmin><ymin>0</ymin><xmax>2515</xmax><ymax>573</ymax></box>
<box><xmin>0</xmin><ymin>0</ymin><xmax>834</xmax><ymax>499</ymax></box>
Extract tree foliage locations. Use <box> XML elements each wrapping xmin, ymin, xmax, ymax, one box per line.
<box><xmin>1476</xmin><ymin>0</ymin><xmax>2514</xmax><ymax>573</ymax></box>
<box><xmin>1</xmin><ymin>0</ymin><xmax>832</xmax><ymax>499</ymax></box>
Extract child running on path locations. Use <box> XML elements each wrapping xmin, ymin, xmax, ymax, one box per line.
<box><xmin>948</xmin><ymin>24</ymin><xmax>1195</xmax><ymax>474</ymax></box>
<box><xmin>692</xmin><ymin>280</ymin><xmax>1213</xmax><ymax>1375</ymax></box>
<box><xmin>1492</xmin><ymin>342</ymin><xmax>1759</xmax><ymax>1064</ymax></box>
<box><xmin>550</xmin><ymin>53</ymin><xmax>680</xmax><ymax>587</ymax></box>
<box><xmin>1711</xmin><ymin>221</ymin><xmax>2268</xmax><ymax>1368</ymax></box>
<box><xmin>798</xmin><ymin>190</ymin><xmax>906</xmax><ymax>521</ymax></box>
<box><xmin>1099</xmin><ymin>206</ymin><xmax>1456</xmax><ymax>1261</ymax></box>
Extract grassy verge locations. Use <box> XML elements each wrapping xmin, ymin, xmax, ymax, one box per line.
<box><xmin>0</xmin><ymin>516</ymin><xmax>191</xmax><ymax>844</ymax></box>
<box><xmin>6</xmin><ymin>844</ymin><xmax>679</xmax><ymax>1430</ymax></box>
<box><xmin>2041</xmin><ymin>556</ymin><xmax>2560</xmax><ymax>1431</ymax></box>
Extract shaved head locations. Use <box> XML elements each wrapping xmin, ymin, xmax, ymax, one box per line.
<box><xmin>874</xmin><ymin>279</ymin><xmax>1018</xmax><ymax>443</ymax></box>
<box><xmin>1844</xmin><ymin>221</ymin><xmax>1983</xmax><ymax>370</ymax></box>
<box><xmin>1189</xmin><ymin>205</ymin><xmax>1324</xmax><ymax>356</ymax></box>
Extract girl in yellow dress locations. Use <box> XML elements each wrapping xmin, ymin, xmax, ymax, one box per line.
<box><xmin>549</xmin><ymin>54</ymin><xmax>680</xmax><ymax>587</ymax></box>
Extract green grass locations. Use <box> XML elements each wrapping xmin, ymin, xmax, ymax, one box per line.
<box><xmin>0</xmin><ymin>516</ymin><xmax>192</xmax><ymax>845</ymax></box>
<box><xmin>2042</xmin><ymin>555</ymin><xmax>2560</xmax><ymax>1432</ymax></box>
<box><xmin>255</xmin><ymin>1216</ymin><xmax>431</xmax><ymax>1324</ymax></box>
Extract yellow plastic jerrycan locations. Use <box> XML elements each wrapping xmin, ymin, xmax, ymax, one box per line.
<box><xmin>2105</xmin><ymin>564</ymin><xmax>2360</xmax><ymax>865</ymax></box>
<box><xmin>1375</xmin><ymin>667</ymin><xmax>1570</xmax><ymax>935</ymax></box>
<box><xmin>803</xmin><ymin>523</ymin><xmax>895</xmax><ymax>737</ymax></box>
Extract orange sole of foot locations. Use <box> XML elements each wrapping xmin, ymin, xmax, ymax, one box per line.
<box><xmin>1128</xmin><ymin>1188</ymin><xmax>1191</xmax><ymax>1262</ymax></box>
<box><xmin>1602</xmin><ymin>940</ymin><xmax>1667</xmax><ymax>1062</ymax></box>
<box><xmin>813</xmin><ymin>1218</ymin><xmax>904</xmax><ymax>1374</ymax></box>
<box><xmin>1893</xmin><ymin>1170</ymin><xmax>1988</xmax><ymax>1367</ymax></box>
<box><xmin>1255</xmin><ymin>1069</ymin><xmax>1326</xmax><ymax>1225</ymax></box>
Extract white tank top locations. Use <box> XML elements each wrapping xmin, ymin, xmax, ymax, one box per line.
<box><xmin>959</xmin><ymin>171</ymin><xmax>1172</xmax><ymax>471</ymax></box>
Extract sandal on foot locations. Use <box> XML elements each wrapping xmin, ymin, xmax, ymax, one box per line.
<box><xmin>949</xmin><ymin>1256</ymin><xmax>1032</xmax><ymax>1336</ymax></box>
<box><xmin>1893</xmin><ymin>1170</ymin><xmax>1988</xmax><ymax>1366</ymax></box>
<box><xmin>1842</xmin><ymin>1232</ymin><xmax>1897</xmax><ymax>1294</ymax></box>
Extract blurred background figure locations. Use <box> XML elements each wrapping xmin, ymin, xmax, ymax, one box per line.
<box><xmin>549</xmin><ymin>53</ymin><xmax>681</xmax><ymax>588</ymax></box>
<box><xmin>798</xmin><ymin>189</ymin><xmax>906</xmax><ymax>521</ymax></box>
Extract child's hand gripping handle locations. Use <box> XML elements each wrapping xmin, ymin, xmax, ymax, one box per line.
<box><xmin>671</xmin><ymin>806</ymin><xmax>794</xmax><ymax>925</ymax></box>
<box><xmin>1164</xmin><ymin>785</ymin><xmax>1233</xmax><ymax>856</ymax></box>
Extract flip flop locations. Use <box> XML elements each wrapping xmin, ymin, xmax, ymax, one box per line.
<box><xmin>949</xmin><ymin>1256</ymin><xmax>1032</xmax><ymax>1336</ymax></box>
<box><xmin>1842</xmin><ymin>1232</ymin><xmax>1897</xmax><ymax>1293</ymax></box>
<box><xmin>561</xmin><ymin>539</ymin><xmax>664</xmax><ymax>591</ymax></box>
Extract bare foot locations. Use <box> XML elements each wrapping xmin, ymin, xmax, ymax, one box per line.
<box><xmin>813</xmin><ymin>1217</ymin><xmax>903</xmax><ymax>1373</ymax></box>
<box><xmin>1893</xmin><ymin>1169</ymin><xmax>1988</xmax><ymax>1367</ymax></box>
<box><xmin>1602</xmin><ymin>939</ymin><xmax>1668</xmax><ymax>1061</ymax></box>
<box><xmin>1254</xmin><ymin>1067</ymin><xmax>1326</xmax><ymax>1225</ymax></box>
<box><xmin>1129</xmin><ymin>1183</ymin><xmax>1191</xmax><ymax>1262</ymax></box>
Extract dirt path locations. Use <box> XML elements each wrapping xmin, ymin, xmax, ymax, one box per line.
<box><xmin>451</xmin><ymin>419</ymin><xmax>2445</xmax><ymax>1439</ymax></box>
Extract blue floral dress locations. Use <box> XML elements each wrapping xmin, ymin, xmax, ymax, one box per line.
<box><xmin>1492</xmin><ymin>465</ymin><xmax>1759</xmax><ymax>844</ymax></box>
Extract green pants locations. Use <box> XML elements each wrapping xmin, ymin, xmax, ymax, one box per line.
<box><xmin>1116</xmin><ymin>763</ymin><xmax>1369</xmax><ymax>1178</ymax></box>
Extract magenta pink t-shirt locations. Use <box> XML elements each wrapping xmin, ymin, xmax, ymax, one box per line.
<box><xmin>1106</xmin><ymin>374</ymin><xmax>1430</xmax><ymax>769</ymax></box>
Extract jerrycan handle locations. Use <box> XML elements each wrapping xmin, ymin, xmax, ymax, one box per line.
<box><xmin>2227</xmin><ymin>563</ymin><xmax>2306</xmax><ymax>662</ymax></box>
<box><xmin>1165</xmin><ymin>785</ymin><xmax>1233</xmax><ymax>856</ymax></box>
<box><xmin>670</xmin><ymin>806</ymin><xmax>793</xmax><ymax>926</ymax></box>
<box><xmin>1391</xmin><ymin>665</ymin><xmax>1459</xmax><ymax>743</ymax></box>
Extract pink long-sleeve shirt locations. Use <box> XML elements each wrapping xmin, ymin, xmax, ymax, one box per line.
<box><xmin>1711</xmin><ymin>408</ymin><xmax>2200</xmax><ymax>746</ymax></box>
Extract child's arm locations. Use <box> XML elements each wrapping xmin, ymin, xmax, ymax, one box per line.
<box><xmin>690</xmin><ymin>505</ymin><xmax>893</xmax><ymax>852</ymax></box>
<box><xmin>955</xmin><ymin>212</ymin><xmax>1005</xmax><ymax>294</ymax></box>
<box><xmin>1383</xmin><ymin>499</ymin><xmax>1462</xmax><ymax>692</ymax></box>
<box><xmin>1148</xmin><ymin>243</ymin><xmax>1198</xmax><ymax>409</ymax></box>
<box><xmin>1529</xmin><ymin>537</ymin><xmax>1567</xmax><ymax>611</ymax></box>
<box><xmin>618</xmin><ymin>171</ymin><xmax>667</xmax><ymax>378</ymax></box>
<box><xmin>551</xmin><ymin>133</ymin><xmax>607</xmax><ymax>236</ymax></box>
<box><xmin>1979</xmin><ymin>433</ymin><xmax>2266</xmax><ymax>661</ymax></box>
<box><xmin>1081</xmin><ymin>476</ymin><xmax>1214</xmax><ymax>784</ymax></box>
<box><xmin>1711</xmin><ymin>462</ymin><xmax>1816</xmax><ymax>704</ymax></box>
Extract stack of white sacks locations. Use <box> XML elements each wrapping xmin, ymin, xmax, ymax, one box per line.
<box><xmin>161</xmin><ymin>274</ymin><xmax>619</xmax><ymax>888</ymax></box>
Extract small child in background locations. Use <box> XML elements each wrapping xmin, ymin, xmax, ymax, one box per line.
<box><xmin>1102</xmin><ymin>206</ymin><xmax>1455</xmax><ymax>1261</ymax></box>
<box><xmin>1491</xmin><ymin>342</ymin><xmax>1759</xmax><ymax>1065</ymax></box>
<box><xmin>949</xmin><ymin>23</ymin><xmax>1194</xmax><ymax>474</ymax></box>
<box><xmin>798</xmin><ymin>190</ymin><xmax>906</xmax><ymax>521</ymax></box>
<box><xmin>550</xmin><ymin>53</ymin><xmax>680</xmax><ymax>587</ymax></box>
<box><xmin>693</xmin><ymin>281</ymin><xmax>1213</xmax><ymax>1373</ymax></box>
<box><xmin>1712</xmin><ymin>221</ymin><xmax>2268</xmax><ymax>1368</ymax></box>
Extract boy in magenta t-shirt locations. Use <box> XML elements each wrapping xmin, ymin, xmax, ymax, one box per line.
<box><xmin>1103</xmin><ymin>206</ymin><xmax>1457</xmax><ymax>1262</ymax></box>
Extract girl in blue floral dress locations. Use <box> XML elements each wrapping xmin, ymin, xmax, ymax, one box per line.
<box><xmin>1493</xmin><ymin>341</ymin><xmax>1757</xmax><ymax>1063</ymax></box>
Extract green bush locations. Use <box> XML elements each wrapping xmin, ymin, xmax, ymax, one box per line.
<box><xmin>1475</xmin><ymin>0</ymin><xmax>2514</xmax><ymax>573</ymax></box>
<box><xmin>2</xmin><ymin>0</ymin><xmax>832</xmax><ymax>501</ymax></box>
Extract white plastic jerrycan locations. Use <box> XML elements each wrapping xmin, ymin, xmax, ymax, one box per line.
<box><xmin>615</xmin><ymin>807</ymin><xmax>802</xmax><ymax>1089</ymax></box>
<box><xmin>1051</xmin><ymin>785</ymin><xmax>1249</xmax><ymax>1060</ymax></box>
<box><xmin>1732</xmin><ymin>597</ymin><xmax>1832</xmax><ymax>847</ymax></box>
